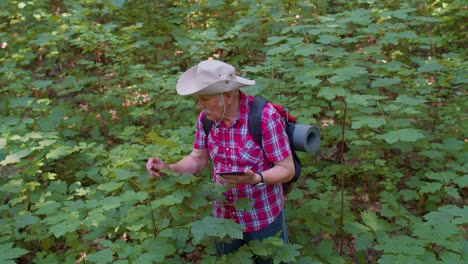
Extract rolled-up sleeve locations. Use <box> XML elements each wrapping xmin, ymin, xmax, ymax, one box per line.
<box><xmin>193</xmin><ymin>112</ymin><xmax>208</xmax><ymax>150</ymax></box>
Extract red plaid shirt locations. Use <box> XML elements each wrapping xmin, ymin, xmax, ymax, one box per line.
<box><xmin>193</xmin><ymin>92</ymin><xmax>292</xmax><ymax>232</ymax></box>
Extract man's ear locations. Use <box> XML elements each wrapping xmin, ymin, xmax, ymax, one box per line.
<box><xmin>223</xmin><ymin>91</ymin><xmax>235</xmax><ymax>104</ymax></box>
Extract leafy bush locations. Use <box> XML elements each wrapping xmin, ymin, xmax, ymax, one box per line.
<box><xmin>0</xmin><ymin>0</ymin><xmax>466</xmax><ymax>263</ymax></box>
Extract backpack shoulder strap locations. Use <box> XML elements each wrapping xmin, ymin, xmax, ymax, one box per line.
<box><xmin>202</xmin><ymin>114</ymin><xmax>213</xmax><ymax>136</ymax></box>
<box><xmin>248</xmin><ymin>96</ymin><xmax>268</xmax><ymax>146</ymax></box>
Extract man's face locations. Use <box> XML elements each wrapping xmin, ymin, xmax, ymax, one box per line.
<box><xmin>196</xmin><ymin>94</ymin><xmax>224</xmax><ymax>121</ymax></box>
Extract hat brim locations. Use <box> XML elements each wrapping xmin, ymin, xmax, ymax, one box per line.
<box><xmin>176</xmin><ymin>65</ymin><xmax>255</xmax><ymax>96</ymax></box>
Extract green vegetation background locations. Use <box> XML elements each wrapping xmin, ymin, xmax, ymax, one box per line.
<box><xmin>0</xmin><ymin>0</ymin><xmax>466</xmax><ymax>263</ymax></box>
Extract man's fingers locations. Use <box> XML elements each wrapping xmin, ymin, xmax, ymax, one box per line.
<box><xmin>146</xmin><ymin>158</ymin><xmax>158</xmax><ymax>173</ymax></box>
<box><xmin>151</xmin><ymin>171</ymin><xmax>161</xmax><ymax>178</ymax></box>
<box><xmin>146</xmin><ymin>160</ymin><xmax>153</xmax><ymax>172</ymax></box>
<box><xmin>146</xmin><ymin>157</ymin><xmax>164</xmax><ymax>177</ymax></box>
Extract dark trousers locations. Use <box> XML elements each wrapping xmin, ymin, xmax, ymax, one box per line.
<box><xmin>215</xmin><ymin>210</ymin><xmax>289</xmax><ymax>264</ymax></box>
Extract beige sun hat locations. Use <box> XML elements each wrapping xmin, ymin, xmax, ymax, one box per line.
<box><xmin>176</xmin><ymin>59</ymin><xmax>255</xmax><ymax>96</ymax></box>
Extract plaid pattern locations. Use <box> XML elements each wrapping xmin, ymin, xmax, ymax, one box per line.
<box><xmin>193</xmin><ymin>92</ymin><xmax>291</xmax><ymax>232</ymax></box>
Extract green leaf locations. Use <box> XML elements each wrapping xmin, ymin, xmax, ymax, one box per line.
<box><xmin>0</xmin><ymin>138</ymin><xmax>6</xmax><ymax>149</ymax></box>
<box><xmin>46</xmin><ymin>146</ymin><xmax>72</xmax><ymax>160</ymax></box>
<box><xmin>453</xmin><ymin>175</ymin><xmax>468</xmax><ymax>189</ymax></box>
<box><xmin>63</xmin><ymin>200</ymin><xmax>85</xmax><ymax>212</ymax></box>
<box><xmin>439</xmin><ymin>205</ymin><xmax>468</xmax><ymax>225</ymax></box>
<box><xmin>379</xmin><ymin>129</ymin><xmax>425</xmax><ymax>144</ymax></box>
<box><xmin>361</xmin><ymin>211</ymin><xmax>381</xmax><ymax>232</ymax></box>
<box><xmin>120</xmin><ymin>190</ymin><xmax>148</xmax><ymax>202</ymax></box>
<box><xmin>49</xmin><ymin>217</ymin><xmax>81</xmax><ymax>238</ymax></box>
<box><xmin>375</xmin><ymin>235</ymin><xmax>425</xmax><ymax>255</ymax></box>
<box><xmin>330</xmin><ymin>66</ymin><xmax>367</xmax><ymax>83</ymax></box>
<box><xmin>352</xmin><ymin>116</ymin><xmax>386</xmax><ymax>129</ymax></box>
<box><xmin>182</xmin><ymin>190</ymin><xmax>207</xmax><ymax>210</ymax></box>
<box><xmin>0</xmin><ymin>179</ymin><xmax>23</xmax><ymax>193</ymax></box>
<box><xmin>265</xmin><ymin>36</ymin><xmax>288</xmax><ymax>45</ymax></box>
<box><xmin>234</xmin><ymin>198</ymin><xmax>253</xmax><ymax>212</ymax></box>
<box><xmin>425</xmin><ymin>171</ymin><xmax>457</xmax><ymax>184</ymax></box>
<box><xmin>139</xmin><ymin>237</ymin><xmax>176</xmax><ymax>262</ymax></box>
<box><xmin>102</xmin><ymin>196</ymin><xmax>122</xmax><ymax>211</ymax></box>
<box><xmin>224</xmin><ymin>247</ymin><xmax>253</xmax><ymax>263</ymax></box>
<box><xmin>294</xmin><ymin>44</ymin><xmax>322</xmax><ymax>56</ymax></box>
<box><xmin>343</xmin><ymin>222</ymin><xmax>371</xmax><ymax>235</ymax></box>
<box><xmin>151</xmin><ymin>194</ymin><xmax>183</xmax><ymax>209</ymax></box>
<box><xmin>318</xmin><ymin>86</ymin><xmax>346</xmax><ymax>100</ymax></box>
<box><xmin>115</xmin><ymin>169</ymin><xmax>135</xmax><ymax>180</ymax></box>
<box><xmin>275</xmin><ymin>243</ymin><xmax>302</xmax><ymax>263</ymax></box>
<box><xmin>39</xmin><ymin>139</ymin><xmax>57</xmax><ymax>147</ymax></box>
<box><xmin>8</xmin><ymin>96</ymin><xmax>35</xmax><ymax>108</ymax></box>
<box><xmin>424</xmin><ymin>211</ymin><xmax>452</xmax><ymax>225</ymax></box>
<box><xmin>442</xmin><ymin>138</ymin><xmax>464</xmax><ymax>151</ymax></box>
<box><xmin>31</xmin><ymin>80</ymin><xmax>54</xmax><ymax>89</ymax></box>
<box><xmin>420</xmin><ymin>150</ymin><xmax>444</xmax><ymax>159</ymax></box>
<box><xmin>35</xmin><ymin>201</ymin><xmax>62</xmax><ymax>215</ymax></box>
<box><xmin>419</xmin><ymin>182</ymin><xmax>442</xmax><ymax>194</ymax></box>
<box><xmin>412</xmin><ymin>220</ymin><xmax>460</xmax><ymax>247</ymax></box>
<box><xmin>83</xmin><ymin>207</ymin><xmax>106</xmax><ymax>228</ymax></box>
<box><xmin>0</xmin><ymin>149</ymin><xmax>33</xmax><ymax>166</ymax></box>
<box><xmin>414</xmin><ymin>16</ymin><xmax>443</xmax><ymax>23</ymax></box>
<box><xmin>176</xmin><ymin>173</ymin><xmax>198</xmax><ymax>185</ymax></box>
<box><xmin>324</xmin><ymin>47</ymin><xmax>349</xmax><ymax>58</ymax></box>
<box><xmin>266</xmin><ymin>44</ymin><xmax>291</xmax><ymax>55</ymax></box>
<box><xmin>396</xmin><ymin>95</ymin><xmax>427</xmax><ymax>106</ymax></box>
<box><xmin>378</xmin><ymin>254</ymin><xmax>426</xmax><ymax>264</ymax></box>
<box><xmin>248</xmin><ymin>239</ymin><xmax>272</xmax><ymax>256</ymax></box>
<box><xmin>15</xmin><ymin>211</ymin><xmax>40</xmax><ymax>228</ymax></box>
<box><xmin>86</xmin><ymin>249</ymin><xmax>114</xmax><ymax>264</ymax></box>
<box><xmin>354</xmin><ymin>232</ymin><xmax>374</xmax><ymax>251</ymax></box>
<box><xmin>440</xmin><ymin>251</ymin><xmax>464</xmax><ymax>263</ymax></box>
<box><xmin>0</xmin><ymin>242</ymin><xmax>29</xmax><ymax>261</ymax></box>
<box><xmin>392</xmin><ymin>8</ymin><xmax>416</xmax><ymax>19</ymax></box>
<box><xmin>97</xmin><ymin>182</ymin><xmax>124</xmax><ymax>192</ymax></box>
<box><xmin>418</xmin><ymin>62</ymin><xmax>445</xmax><ymax>73</ymax></box>
<box><xmin>317</xmin><ymin>34</ymin><xmax>341</xmax><ymax>45</ymax></box>
<box><xmin>444</xmin><ymin>186</ymin><xmax>461</xmax><ymax>199</ymax></box>
<box><xmin>29</xmin><ymin>33</ymin><xmax>57</xmax><ymax>46</ymax></box>
<box><xmin>316</xmin><ymin>239</ymin><xmax>333</xmax><ymax>254</ymax></box>
<box><xmin>355</xmin><ymin>94</ymin><xmax>386</xmax><ymax>104</ymax></box>
<box><xmin>172</xmin><ymin>189</ymin><xmax>191</xmax><ymax>200</ymax></box>
<box><xmin>109</xmin><ymin>0</ymin><xmax>125</xmax><ymax>8</ymax></box>
<box><xmin>400</xmin><ymin>189</ymin><xmax>419</xmax><ymax>201</ymax></box>
<box><xmin>371</xmin><ymin>77</ymin><xmax>401</xmax><ymax>88</ymax></box>
<box><xmin>191</xmin><ymin>216</ymin><xmax>243</xmax><ymax>244</ymax></box>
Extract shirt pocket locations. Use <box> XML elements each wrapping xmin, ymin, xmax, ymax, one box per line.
<box><xmin>235</xmin><ymin>139</ymin><xmax>263</xmax><ymax>167</ymax></box>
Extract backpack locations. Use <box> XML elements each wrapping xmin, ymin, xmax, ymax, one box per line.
<box><xmin>202</xmin><ymin>96</ymin><xmax>302</xmax><ymax>195</ymax></box>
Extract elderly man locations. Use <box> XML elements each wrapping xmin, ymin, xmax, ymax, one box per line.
<box><xmin>146</xmin><ymin>59</ymin><xmax>294</xmax><ymax>262</ymax></box>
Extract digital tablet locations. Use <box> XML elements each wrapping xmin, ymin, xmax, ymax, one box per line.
<box><xmin>217</xmin><ymin>171</ymin><xmax>244</xmax><ymax>176</ymax></box>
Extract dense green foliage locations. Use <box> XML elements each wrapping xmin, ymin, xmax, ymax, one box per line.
<box><xmin>1</xmin><ymin>0</ymin><xmax>466</xmax><ymax>263</ymax></box>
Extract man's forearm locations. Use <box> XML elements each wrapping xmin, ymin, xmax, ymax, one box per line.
<box><xmin>168</xmin><ymin>150</ymin><xmax>209</xmax><ymax>175</ymax></box>
<box><xmin>260</xmin><ymin>155</ymin><xmax>295</xmax><ymax>184</ymax></box>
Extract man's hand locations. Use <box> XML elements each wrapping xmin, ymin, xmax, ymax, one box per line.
<box><xmin>146</xmin><ymin>157</ymin><xmax>169</xmax><ymax>178</ymax></box>
<box><xmin>217</xmin><ymin>169</ymin><xmax>261</xmax><ymax>185</ymax></box>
